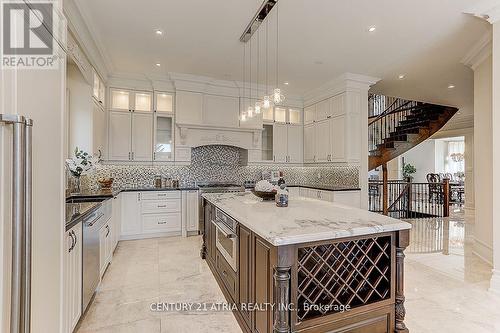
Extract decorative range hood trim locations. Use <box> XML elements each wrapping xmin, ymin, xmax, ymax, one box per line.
<box><xmin>176</xmin><ymin>123</ymin><xmax>262</xmax><ymax>150</ymax></box>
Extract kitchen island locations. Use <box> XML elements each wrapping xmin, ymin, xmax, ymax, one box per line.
<box><xmin>202</xmin><ymin>192</ymin><xmax>411</xmax><ymax>333</ymax></box>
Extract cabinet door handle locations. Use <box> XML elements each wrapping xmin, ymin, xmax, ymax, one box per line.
<box><xmin>128</xmin><ymin>152</ymin><xmax>131</xmax><ymax>160</ymax></box>
<box><xmin>158</xmin><ymin>221</ymin><xmax>167</xmax><ymax>225</ymax></box>
<box><xmin>73</xmin><ymin>230</ymin><xmax>77</xmax><ymax>247</ymax></box>
<box><xmin>68</xmin><ymin>232</ymin><xmax>75</xmax><ymax>252</ymax></box>
<box><xmin>131</xmin><ymin>152</ymin><xmax>134</xmax><ymax>160</ymax></box>
<box><xmin>105</xmin><ymin>225</ymin><xmax>110</xmax><ymax>237</ymax></box>
<box><xmin>157</xmin><ymin>205</ymin><xmax>167</xmax><ymax>208</ymax></box>
<box><xmin>138</xmin><ymin>193</ymin><xmax>141</xmax><ymax>201</ymax></box>
<box><xmin>158</xmin><ymin>194</ymin><xmax>167</xmax><ymax>197</ymax></box>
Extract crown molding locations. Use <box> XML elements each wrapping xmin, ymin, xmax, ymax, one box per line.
<box><xmin>303</xmin><ymin>73</ymin><xmax>380</xmax><ymax>106</ymax></box>
<box><xmin>464</xmin><ymin>0</ymin><xmax>500</xmax><ymax>24</ymax></box>
<box><xmin>64</xmin><ymin>0</ymin><xmax>114</xmax><ymax>78</ymax></box>
<box><xmin>461</xmin><ymin>31</ymin><xmax>492</xmax><ymax>70</ymax></box>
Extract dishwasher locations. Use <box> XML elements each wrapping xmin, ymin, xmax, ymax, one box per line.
<box><xmin>81</xmin><ymin>200</ymin><xmax>110</xmax><ymax>312</ymax></box>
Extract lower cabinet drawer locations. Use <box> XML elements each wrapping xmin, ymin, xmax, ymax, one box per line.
<box><xmin>141</xmin><ymin>191</ymin><xmax>181</xmax><ymax>200</ymax></box>
<box><xmin>142</xmin><ymin>200</ymin><xmax>180</xmax><ymax>214</ymax></box>
<box><xmin>216</xmin><ymin>250</ymin><xmax>237</xmax><ymax>301</ymax></box>
<box><xmin>142</xmin><ymin>213</ymin><xmax>181</xmax><ymax>233</ymax></box>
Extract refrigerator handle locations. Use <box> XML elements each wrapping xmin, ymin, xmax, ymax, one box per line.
<box><xmin>24</xmin><ymin>119</ymin><xmax>33</xmax><ymax>333</ymax></box>
<box><xmin>0</xmin><ymin>114</ymin><xmax>32</xmax><ymax>333</ymax></box>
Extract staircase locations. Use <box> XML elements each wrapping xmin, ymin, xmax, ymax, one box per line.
<box><xmin>368</xmin><ymin>94</ymin><xmax>458</xmax><ymax>170</ymax></box>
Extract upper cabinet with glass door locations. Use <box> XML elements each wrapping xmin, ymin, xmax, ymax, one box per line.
<box><xmin>110</xmin><ymin>88</ymin><xmax>152</xmax><ymax>113</ymax></box>
<box><xmin>155</xmin><ymin>92</ymin><xmax>174</xmax><ymax>113</ymax></box>
<box><xmin>92</xmin><ymin>69</ymin><xmax>105</xmax><ymax>108</ymax></box>
<box><xmin>269</xmin><ymin>106</ymin><xmax>303</xmax><ymax>125</ymax></box>
<box><xmin>153</xmin><ymin>92</ymin><xmax>175</xmax><ymax>161</ymax></box>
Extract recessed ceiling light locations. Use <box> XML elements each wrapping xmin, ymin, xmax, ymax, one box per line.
<box><xmin>155</xmin><ymin>63</ymin><xmax>161</xmax><ymax>67</ymax></box>
<box><xmin>368</xmin><ymin>26</ymin><xmax>376</xmax><ymax>32</ymax></box>
<box><xmin>155</xmin><ymin>29</ymin><xmax>163</xmax><ymax>36</ymax></box>
<box><xmin>284</xmin><ymin>82</ymin><xmax>289</xmax><ymax>85</ymax></box>
<box><xmin>398</xmin><ymin>74</ymin><xmax>406</xmax><ymax>80</ymax></box>
<box><xmin>448</xmin><ymin>84</ymin><xmax>455</xmax><ymax>89</ymax></box>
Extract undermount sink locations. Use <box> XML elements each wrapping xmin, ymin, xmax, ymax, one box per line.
<box><xmin>65</xmin><ymin>196</ymin><xmax>107</xmax><ymax>204</ymax></box>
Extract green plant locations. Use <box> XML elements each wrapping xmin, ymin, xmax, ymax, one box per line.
<box><xmin>66</xmin><ymin>147</ymin><xmax>95</xmax><ymax>177</ymax></box>
<box><xmin>402</xmin><ymin>163</ymin><xmax>417</xmax><ymax>179</ymax></box>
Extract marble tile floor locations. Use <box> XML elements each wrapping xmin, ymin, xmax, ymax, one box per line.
<box><xmin>77</xmin><ymin>209</ymin><xmax>500</xmax><ymax>333</ymax></box>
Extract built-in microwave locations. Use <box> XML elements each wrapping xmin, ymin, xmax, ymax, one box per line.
<box><xmin>214</xmin><ymin>209</ymin><xmax>238</xmax><ymax>271</ymax></box>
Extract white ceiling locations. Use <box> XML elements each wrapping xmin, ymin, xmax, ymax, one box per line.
<box><xmin>75</xmin><ymin>0</ymin><xmax>490</xmax><ymax>117</ymax></box>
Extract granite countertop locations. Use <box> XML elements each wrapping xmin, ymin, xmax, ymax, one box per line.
<box><xmin>67</xmin><ymin>186</ymin><xmax>200</xmax><ymax>199</ymax></box>
<box><xmin>65</xmin><ymin>201</ymin><xmax>102</xmax><ymax>231</ymax></box>
<box><xmin>203</xmin><ymin>192</ymin><xmax>411</xmax><ymax>247</ymax></box>
<box><xmin>287</xmin><ymin>184</ymin><xmax>361</xmax><ymax>191</ymax></box>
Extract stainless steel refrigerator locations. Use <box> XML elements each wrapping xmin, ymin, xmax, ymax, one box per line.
<box><xmin>0</xmin><ymin>114</ymin><xmax>33</xmax><ymax>333</ymax></box>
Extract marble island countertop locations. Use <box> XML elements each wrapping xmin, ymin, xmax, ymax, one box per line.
<box><xmin>203</xmin><ymin>192</ymin><xmax>411</xmax><ymax>246</ymax></box>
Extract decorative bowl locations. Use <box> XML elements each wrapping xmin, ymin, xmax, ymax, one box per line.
<box><xmin>97</xmin><ymin>178</ymin><xmax>114</xmax><ymax>189</ymax></box>
<box><xmin>252</xmin><ymin>190</ymin><xmax>277</xmax><ymax>201</ymax></box>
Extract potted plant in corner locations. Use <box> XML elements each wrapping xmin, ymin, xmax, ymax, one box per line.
<box><xmin>66</xmin><ymin>147</ymin><xmax>96</xmax><ymax>194</ymax></box>
<box><xmin>402</xmin><ymin>162</ymin><xmax>417</xmax><ymax>182</ymax></box>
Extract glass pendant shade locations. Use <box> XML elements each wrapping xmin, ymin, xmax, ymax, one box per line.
<box><xmin>263</xmin><ymin>95</ymin><xmax>272</xmax><ymax>109</ymax></box>
<box><xmin>254</xmin><ymin>101</ymin><xmax>262</xmax><ymax>114</ymax></box>
<box><xmin>247</xmin><ymin>106</ymin><xmax>254</xmax><ymax>118</ymax></box>
<box><xmin>273</xmin><ymin>88</ymin><xmax>285</xmax><ymax>105</ymax></box>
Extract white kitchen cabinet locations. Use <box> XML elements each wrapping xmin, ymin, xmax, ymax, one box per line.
<box><xmin>110</xmin><ymin>89</ymin><xmax>131</xmax><ymax>111</ymax></box>
<box><xmin>288</xmin><ymin>108</ymin><xmax>302</xmax><ymax>125</ymax></box>
<box><xmin>287</xmin><ymin>125</ymin><xmax>303</xmax><ymax>163</ymax></box>
<box><xmin>304</xmin><ymin>105</ymin><xmax>316</xmax><ymax>124</ymax></box>
<box><xmin>315</xmin><ymin>98</ymin><xmax>331</xmax><ymax>122</ymax></box>
<box><xmin>155</xmin><ymin>92</ymin><xmax>174</xmax><ymax>113</ymax></box>
<box><xmin>176</xmin><ymin>91</ymin><xmax>203</xmax><ymax>124</ymax></box>
<box><xmin>134</xmin><ymin>92</ymin><xmax>152</xmax><ymax>112</ymax></box>
<box><xmin>261</xmin><ymin>124</ymin><xmax>273</xmax><ymax>161</ymax></box>
<box><xmin>330</xmin><ymin>115</ymin><xmax>346</xmax><ymax>161</ymax></box>
<box><xmin>92</xmin><ymin>101</ymin><xmax>106</xmax><ymax>159</ymax></box>
<box><xmin>154</xmin><ymin>114</ymin><xmax>174</xmax><ymax>161</ymax></box>
<box><xmin>182</xmin><ymin>190</ymin><xmax>199</xmax><ymax>236</ymax></box>
<box><xmin>121</xmin><ymin>192</ymin><xmax>142</xmax><ymax>236</ymax></box>
<box><xmin>99</xmin><ymin>224</ymin><xmax>107</xmax><ymax>277</ymax></box>
<box><xmin>108</xmin><ymin>110</ymin><xmax>131</xmax><ymax>161</ymax></box>
<box><xmin>274</xmin><ymin>107</ymin><xmax>287</xmax><ymax>123</ymax></box>
<box><xmin>314</xmin><ymin>119</ymin><xmax>331</xmax><ymax>162</ymax></box>
<box><xmin>131</xmin><ymin>112</ymin><xmax>153</xmax><ymax>161</ymax></box>
<box><xmin>331</xmin><ymin>94</ymin><xmax>345</xmax><ymax>117</ymax></box>
<box><xmin>273</xmin><ymin>123</ymin><xmax>288</xmax><ymax>163</ymax></box>
<box><xmin>63</xmin><ymin>223</ymin><xmax>82</xmax><ymax>333</ymax></box>
<box><xmin>112</xmin><ymin>195</ymin><xmax>121</xmax><ymax>251</ymax></box>
<box><xmin>99</xmin><ymin>220</ymin><xmax>113</xmax><ymax>278</ymax></box>
<box><xmin>93</xmin><ymin>69</ymin><xmax>105</xmax><ymax>108</ymax></box>
<box><xmin>304</xmin><ymin>124</ymin><xmax>315</xmax><ymax>163</ymax></box>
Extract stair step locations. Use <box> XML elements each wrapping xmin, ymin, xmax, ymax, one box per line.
<box><xmin>404</xmin><ymin>113</ymin><xmax>441</xmax><ymax>122</ymax></box>
<box><xmin>398</xmin><ymin>119</ymin><xmax>431</xmax><ymax>128</ymax></box>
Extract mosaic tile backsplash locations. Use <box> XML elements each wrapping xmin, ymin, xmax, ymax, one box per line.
<box><xmin>83</xmin><ymin>145</ymin><xmax>359</xmax><ymax>189</ymax></box>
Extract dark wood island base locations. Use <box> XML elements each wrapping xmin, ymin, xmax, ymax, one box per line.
<box><xmin>201</xmin><ymin>200</ymin><xmax>410</xmax><ymax>333</ymax></box>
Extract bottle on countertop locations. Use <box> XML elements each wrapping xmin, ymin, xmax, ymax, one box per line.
<box><xmin>275</xmin><ymin>184</ymin><xmax>289</xmax><ymax>207</ymax></box>
<box><xmin>277</xmin><ymin>171</ymin><xmax>285</xmax><ymax>187</ymax></box>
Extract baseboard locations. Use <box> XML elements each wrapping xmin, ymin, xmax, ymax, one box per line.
<box><xmin>472</xmin><ymin>237</ymin><xmax>493</xmax><ymax>266</ymax></box>
<box><xmin>490</xmin><ymin>269</ymin><xmax>500</xmax><ymax>296</ymax></box>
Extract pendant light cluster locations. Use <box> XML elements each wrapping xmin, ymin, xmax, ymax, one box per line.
<box><xmin>240</xmin><ymin>0</ymin><xmax>284</xmax><ymax>122</ymax></box>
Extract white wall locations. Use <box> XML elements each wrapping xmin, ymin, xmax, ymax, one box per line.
<box><xmin>474</xmin><ymin>55</ymin><xmax>493</xmax><ymax>265</ymax></box>
<box><xmin>67</xmin><ymin>63</ymin><xmax>92</xmax><ymax>156</ymax></box>
<box><xmin>400</xmin><ymin>140</ymin><xmax>436</xmax><ymax>183</ymax></box>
